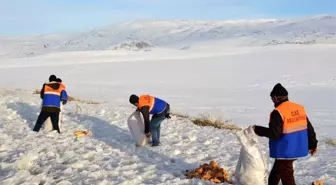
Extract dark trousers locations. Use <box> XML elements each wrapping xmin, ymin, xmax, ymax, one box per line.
<box><xmin>33</xmin><ymin>111</ymin><xmax>60</xmax><ymax>133</ymax></box>
<box><xmin>149</xmin><ymin>115</ymin><xmax>166</xmax><ymax>145</ymax></box>
<box><xmin>269</xmin><ymin>159</ymin><xmax>296</xmax><ymax>185</ymax></box>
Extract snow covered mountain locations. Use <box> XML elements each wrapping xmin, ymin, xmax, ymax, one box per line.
<box><xmin>1</xmin><ymin>15</ymin><xmax>336</xmax><ymax>58</ymax></box>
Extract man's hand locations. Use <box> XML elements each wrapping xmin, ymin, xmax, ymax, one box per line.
<box><xmin>145</xmin><ymin>132</ymin><xmax>151</xmax><ymax>138</ymax></box>
<box><xmin>309</xmin><ymin>148</ymin><xmax>318</xmax><ymax>156</ymax></box>
<box><xmin>248</xmin><ymin>125</ymin><xmax>256</xmax><ymax>131</ymax></box>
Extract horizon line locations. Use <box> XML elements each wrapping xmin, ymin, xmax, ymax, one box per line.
<box><xmin>1</xmin><ymin>14</ymin><xmax>335</xmax><ymax>37</ymax></box>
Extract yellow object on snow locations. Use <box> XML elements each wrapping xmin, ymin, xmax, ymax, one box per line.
<box><xmin>74</xmin><ymin>130</ymin><xmax>92</xmax><ymax>138</ymax></box>
<box><xmin>312</xmin><ymin>181</ymin><xmax>323</xmax><ymax>185</ymax></box>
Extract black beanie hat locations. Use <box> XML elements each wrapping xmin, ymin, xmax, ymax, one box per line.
<box><xmin>56</xmin><ymin>78</ymin><xmax>62</xmax><ymax>83</ymax></box>
<box><xmin>129</xmin><ymin>94</ymin><xmax>139</xmax><ymax>104</ymax></box>
<box><xmin>270</xmin><ymin>83</ymin><xmax>288</xmax><ymax>97</ymax></box>
<box><xmin>49</xmin><ymin>75</ymin><xmax>57</xmax><ymax>82</ymax></box>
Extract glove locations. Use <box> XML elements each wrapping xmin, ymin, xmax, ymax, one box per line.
<box><xmin>165</xmin><ymin>113</ymin><xmax>171</xmax><ymax>119</ymax></box>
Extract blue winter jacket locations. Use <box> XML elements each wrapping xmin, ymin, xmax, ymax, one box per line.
<box><xmin>40</xmin><ymin>82</ymin><xmax>68</xmax><ymax>112</ymax></box>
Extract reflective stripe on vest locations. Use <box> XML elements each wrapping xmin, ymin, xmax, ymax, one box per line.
<box><xmin>275</xmin><ymin>101</ymin><xmax>307</xmax><ymax>134</ymax></box>
<box><xmin>138</xmin><ymin>95</ymin><xmax>155</xmax><ymax>112</ymax></box>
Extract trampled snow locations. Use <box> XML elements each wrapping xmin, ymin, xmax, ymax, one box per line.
<box><xmin>0</xmin><ymin>86</ymin><xmax>335</xmax><ymax>185</ymax></box>
<box><xmin>0</xmin><ymin>15</ymin><xmax>336</xmax><ymax>184</ymax></box>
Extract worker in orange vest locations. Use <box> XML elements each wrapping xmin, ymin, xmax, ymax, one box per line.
<box><xmin>44</xmin><ymin>77</ymin><xmax>67</xmax><ymax>132</ymax></box>
<box><xmin>253</xmin><ymin>83</ymin><xmax>318</xmax><ymax>185</ymax></box>
<box><xmin>56</xmin><ymin>78</ymin><xmax>66</xmax><ymax>90</ymax></box>
<box><xmin>57</xmin><ymin>78</ymin><xmax>66</xmax><ymax>128</ymax></box>
<box><xmin>33</xmin><ymin>75</ymin><xmax>68</xmax><ymax>133</ymax></box>
<box><xmin>129</xmin><ymin>94</ymin><xmax>170</xmax><ymax>146</ymax></box>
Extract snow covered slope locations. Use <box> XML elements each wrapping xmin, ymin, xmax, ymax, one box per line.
<box><xmin>1</xmin><ymin>15</ymin><xmax>336</xmax><ymax>58</ymax></box>
<box><xmin>0</xmin><ymin>88</ymin><xmax>335</xmax><ymax>185</ymax></box>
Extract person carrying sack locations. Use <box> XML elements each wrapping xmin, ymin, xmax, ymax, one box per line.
<box><xmin>253</xmin><ymin>83</ymin><xmax>318</xmax><ymax>185</ymax></box>
<box><xmin>129</xmin><ymin>94</ymin><xmax>170</xmax><ymax>146</ymax></box>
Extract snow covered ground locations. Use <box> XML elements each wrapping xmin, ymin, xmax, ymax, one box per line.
<box><xmin>0</xmin><ymin>43</ymin><xmax>335</xmax><ymax>184</ymax></box>
<box><xmin>0</xmin><ymin>87</ymin><xmax>335</xmax><ymax>185</ymax></box>
<box><xmin>0</xmin><ymin>44</ymin><xmax>335</xmax><ymax>136</ymax></box>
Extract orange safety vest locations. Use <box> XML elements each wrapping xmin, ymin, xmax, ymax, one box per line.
<box><xmin>138</xmin><ymin>95</ymin><xmax>155</xmax><ymax>112</ymax></box>
<box><xmin>275</xmin><ymin>101</ymin><xmax>307</xmax><ymax>134</ymax></box>
<box><xmin>44</xmin><ymin>84</ymin><xmax>63</xmax><ymax>96</ymax></box>
<box><xmin>269</xmin><ymin>101</ymin><xmax>309</xmax><ymax>159</ymax></box>
<box><xmin>59</xmin><ymin>83</ymin><xmax>66</xmax><ymax>90</ymax></box>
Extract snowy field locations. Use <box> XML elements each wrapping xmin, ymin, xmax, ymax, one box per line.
<box><xmin>0</xmin><ymin>15</ymin><xmax>336</xmax><ymax>185</ymax></box>
<box><xmin>0</xmin><ymin>44</ymin><xmax>335</xmax><ymax>137</ymax></box>
<box><xmin>0</xmin><ymin>44</ymin><xmax>335</xmax><ymax>185</ymax></box>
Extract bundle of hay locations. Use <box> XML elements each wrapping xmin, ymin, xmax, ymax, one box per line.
<box><xmin>74</xmin><ymin>130</ymin><xmax>92</xmax><ymax>138</ymax></box>
<box><xmin>312</xmin><ymin>181</ymin><xmax>323</xmax><ymax>185</ymax></box>
<box><xmin>185</xmin><ymin>161</ymin><xmax>232</xmax><ymax>184</ymax></box>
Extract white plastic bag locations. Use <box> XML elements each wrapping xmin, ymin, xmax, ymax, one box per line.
<box><xmin>234</xmin><ymin>126</ymin><xmax>268</xmax><ymax>185</ymax></box>
<box><xmin>127</xmin><ymin>111</ymin><xmax>148</xmax><ymax>147</ymax></box>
